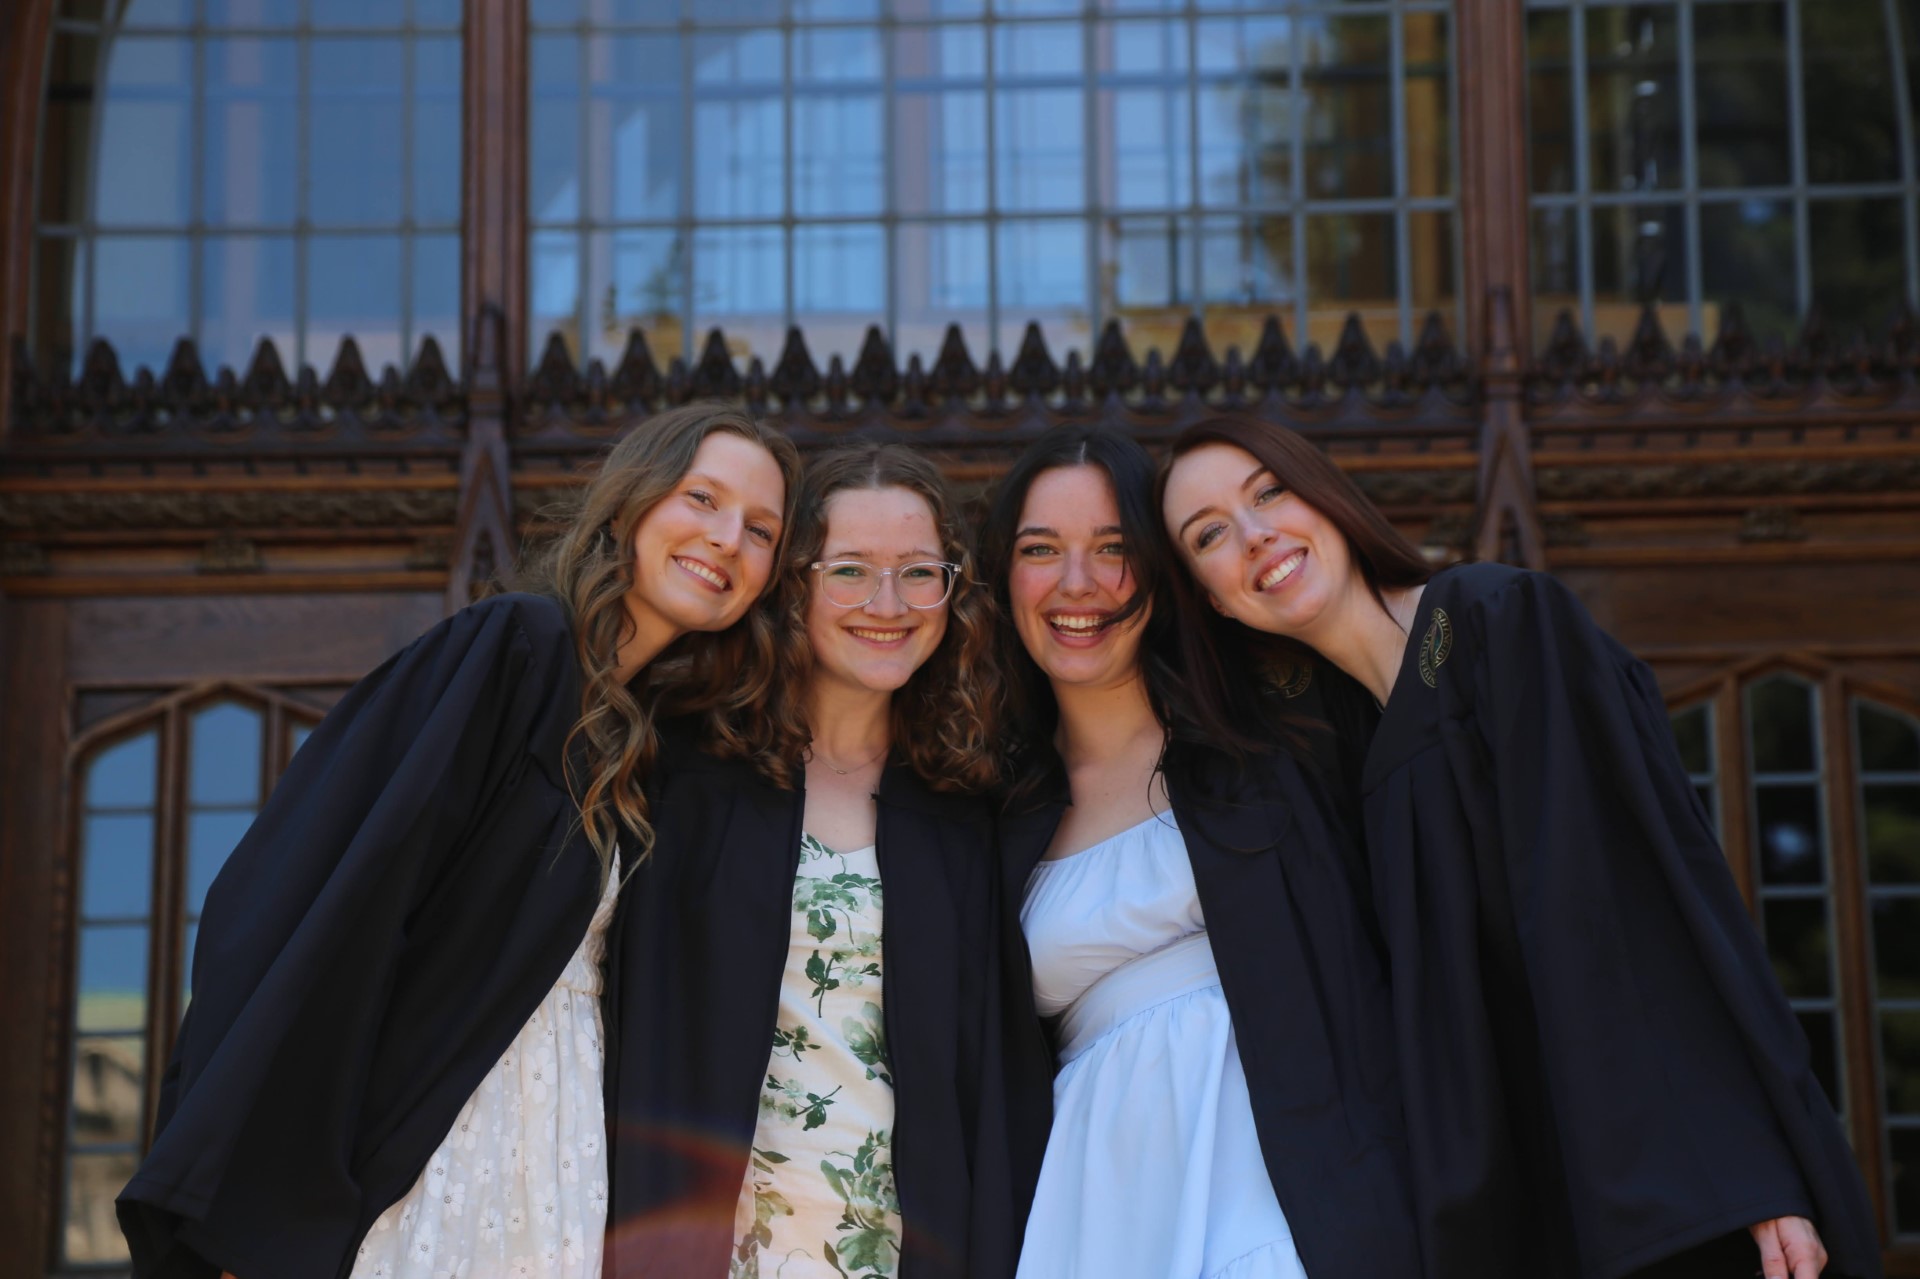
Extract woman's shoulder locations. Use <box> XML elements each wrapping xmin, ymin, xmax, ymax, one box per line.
<box><xmin>453</xmin><ymin>590</ymin><xmax>575</xmax><ymax>654</ymax></box>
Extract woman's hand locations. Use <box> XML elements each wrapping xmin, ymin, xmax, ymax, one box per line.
<box><xmin>1750</xmin><ymin>1216</ymin><xmax>1827</xmax><ymax>1279</ymax></box>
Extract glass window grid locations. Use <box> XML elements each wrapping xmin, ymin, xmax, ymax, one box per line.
<box><xmin>1743</xmin><ymin>675</ymin><xmax>1846</xmax><ymax>1119</ymax></box>
<box><xmin>1857</xmin><ymin>697</ymin><xmax>1920</xmax><ymax>1239</ymax></box>
<box><xmin>529</xmin><ymin>0</ymin><xmax>1462</xmax><ymax>367</ymax></box>
<box><xmin>58</xmin><ymin>694</ymin><xmax>317</xmax><ymax>1268</ymax></box>
<box><xmin>1524</xmin><ymin>0</ymin><xmax>1920</xmax><ymax>344</ymax></box>
<box><xmin>30</xmin><ymin>0</ymin><xmax>464</xmax><ymax>376</ymax></box>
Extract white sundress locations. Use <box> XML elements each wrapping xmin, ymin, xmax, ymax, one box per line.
<box><xmin>350</xmin><ymin>853</ymin><xmax>622</xmax><ymax>1279</ymax></box>
<box><xmin>1015</xmin><ymin>814</ymin><xmax>1308</xmax><ymax>1279</ymax></box>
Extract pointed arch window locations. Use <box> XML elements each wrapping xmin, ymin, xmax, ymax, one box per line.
<box><xmin>60</xmin><ymin>686</ymin><xmax>322</xmax><ymax>1268</ymax></box>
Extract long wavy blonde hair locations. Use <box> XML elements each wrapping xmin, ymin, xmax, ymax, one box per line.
<box><xmin>519</xmin><ymin>403</ymin><xmax>803</xmax><ymax>880</ymax></box>
<box><xmin>710</xmin><ymin>442</ymin><xmax>1004</xmax><ymax>795</ymax></box>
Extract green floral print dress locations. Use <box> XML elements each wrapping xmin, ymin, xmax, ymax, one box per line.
<box><xmin>731</xmin><ymin>833</ymin><xmax>901</xmax><ymax>1279</ymax></box>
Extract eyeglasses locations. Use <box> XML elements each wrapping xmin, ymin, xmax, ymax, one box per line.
<box><xmin>809</xmin><ymin>560</ymin><xmax>960</xmax><ymax>610</ymax></box>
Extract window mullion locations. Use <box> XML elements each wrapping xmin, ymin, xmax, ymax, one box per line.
<box><xmin>145</xmin><ymin>703</ymin><xmax>189</xmax><ymax>1151</ymax></box>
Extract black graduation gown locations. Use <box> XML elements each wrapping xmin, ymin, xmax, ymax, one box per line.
<box><xmin>1358</xmin><ymin>562</ymin><xmax>1880</xmax><ymax>1279</ymax></box>
<box><xmin>997</xmin><ymin>743</ymin><xmax>1422</xmax><ymax>1279</ymax></box>
<box><xmin>117</xmin><ymin>593</ymin><xmax>603</xmax><ymax>1279</ymax></box>
<box><xmin>602</xmin><ymin>741</ymin><xmax>1022</xmax><ymax>1279</ymax></box>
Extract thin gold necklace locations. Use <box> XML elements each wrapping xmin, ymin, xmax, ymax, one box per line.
<box><xmin>812</xmin><ymin>745</ymin><xmax>889</xmax><ymax>776</ymax></box>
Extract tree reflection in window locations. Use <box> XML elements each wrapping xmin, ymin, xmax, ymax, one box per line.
<box><xmin>1743</xmin><ymin>674</ymin><xmax>1843</xmax><ymax>1117</ymax></box>
<box><xmin>1859</xmin><ymin>698</ymin><xmax>1920</xmax><ymax>1236</ymax></box>
<box><xmin>61</xmin><ymin>693</ymin><xmax>317</xmax><ymax>1267</ymax></box>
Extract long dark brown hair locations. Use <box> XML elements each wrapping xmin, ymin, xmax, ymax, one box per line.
<box><xmin>518</xmin><ymin>403</ymin><xmax>803</xmax><ymax>881</ymax></box>
<box><xmin>712</xmin><ymin>442</ymin><xmax>1004</xmax><ymax>796</ymax></box>
<box><xmin>977</xmin><ymin>426</ymin><xmax>1275</xmax><ymax>811</ymax></box>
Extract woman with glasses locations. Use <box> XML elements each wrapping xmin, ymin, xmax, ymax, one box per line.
<box><xmin>602</xmin><ymin>442</ymin><xmax>1026</xmax><ymax>1279</ymax></box>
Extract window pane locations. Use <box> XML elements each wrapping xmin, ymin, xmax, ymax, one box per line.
<box><xmin>1798</xmin><ymin>1008</ymin><xmax>1842</xmax><ymax>1113</ymax></box>
<box><xmin>1098</xmin><ymin>87</ymin><xmax>1192</xmax><ymax>212</ymax></box>
<box><xmin>1811</xmin><ymin>198</ymin><xmax>1908</xmax><ymax>337</ymax></box>
<box><xmin>1591</xmin><ymin>203</ymin><xmax>1688</xmax><ymax>347</ymax></box>
<box><xmin>793</xmin><ymin>222</ymin><xmax>886</xmax><ymax>365</ymax></box>
<box><xmin>1199</xmin><ymin>213</ymin><xmax>1294</xmax><ymax>347</ymax></box>
<box><xmin>187</xmin><ymin>811</ymin><xmax>257</xmax><ymax>918</ymax></box>
<box><xmin>200</xmin><ymin>234</ymin><xmax>297</xmax><ymax>375</ymax></box>
<box><xmin>1585</xmin><ymin>6</ymin><xmax>1681</xmax><ymax>194</ymax></box>
<box><xmin>588</xmin><ymin>35</ymin><xmax>683</xmax><ymax>222</ymax></box>
<box><xmin>1700</xmin><ymin>200</ymin><xmax>1797</xmax><ymax>342</ymax></box>
<box><xmin>997</xmin><ymin>89</ymin><xmax>1086</xmax><ymax>212</ymax></box>
<box><xmin>201</xmin><ymin>38</ymin><xmax>300</xmax><ymax>229</ymax></box>
<box><xmin>1755</xmin><ymin>785</ymin><xmax>1826</xmax><ymax>886</ymax></box>
<box><xmin>1404</xmin><ymin>14</ymin><xmax>1452</xmax><ymax>199</ymax></box>
<box><xmin>1306</xmin><ymin>212</ymin><xmax>1396</xmax><ymax>351</ymax></box>
<box><xmin>1670</xmin><ymin>705</ymin><xmax>1712</xmax><ymax>776</ymax></box>
<box><xmin>1693</xmin><ymin>3</ymin><xmax>1790</xmax><ymax>189</ymax></box>
<box><xmin>1801</xmin><ymin>0</ymin><xmax>1900</xmax><ymax>185</ymax></box>
<box><xmin>532</xmin><ymin>228</ymin><xmax>583</xmax><ymax>360</ymax></box>
<box><xmin>1875</xmin><ymin>898</ymin><xmax>1920</xmax><ymax>997</ymax></box>
<box><xmin>995</xmin><ymin>21</ymin><xmax>1082</xmax><ymax>78</ymax></box>
<box><xmin>413</xmin><ymin>36</ymin><xmax>463</xmax><ymax>227</ymax></box>
<box><xmin>1528</xmin><ymin>10</ymin><xmax>1574</xmax><ymax>195</ymax></box>
<box><xmin>691</xmin><ymin>224</ymin><xmax>786</xmax><ymax>365</ymax></box>
<box><xmin>1409</xmin><ymin>210</ymin><xmax>1456</xmax><ymax>321</ymax></box>
<box><xmin>1763</xmin><ymin>897</ymin><xmax>1832</xmax><ymax>998</ymax></box>
<box><xmin>1302</xmin><ymin>16</ymin><xmax>1393</xmax><ymax>200</ymax></box>
<box><xmin>64</xmin><ymin>1150</ymin><xmax>138</xmax><ymax>1265</ymax></box>
<box><xmin>587</xmin><ymin>229</ymin><xmax>684</xmax><ymax>365</ymax></box>
<box><xmin>1531</xmin><ymin>207</ymin><xmax>1579</xmax><ymax>347</ymax></box>
<box><xmin>1748</xmin><ymin>677</ymin><xmax>1817</xmax><ymax>773</ymax></box>
<box><xmin>531</xmin><ymin>35</ymin><xmax>584</xmax><ymax>225</ymax></box>
<box><xmin>1884</xmin><ymin>1010</ymin><xmax>1920</xmax><ymax>1116</ymax></box>
<box><xmin>204</xmin><ymin>0</ymin><xmax>297</xmax><ymax>25</ymax></box>
<box><xmin>894</xmin><ymin>90</ymin><xmax>988</xmax><ymax>215</ymax></box>
<box><xmin>309</xmin><ymin>39</ymin><xmax>407</xmax><ymax>228</ymax></box>
<box><xmin>96</xmin><ymin>37</ymin><xmax>192</xmax><ymax>228</ymax></box>
<box><xmin>694</xmin><ymin>98</ymin><xmax>786</xmax><ymax>219</ymax></box>
<box><xmin>81</xmin><ymin>816</ymin><xmax>154</xmax><ymax>920</ymax></box>
<box><xmin>76</xmin><ymin>924</ymin><xmax>148</xmax><ymax>1035</ymax></box>
<box><xmin>313</xmin><ymin>0</ymin><xmax>404</xmax><ymax>27</ymax></box>
<box><xmin>1860</xmin><ymin>703</ymin><xmax>1920</xmax><ymax>773</ymax></box>
<box><xmin>1097</xmin><ymin>17</ymin><xmax>1186</xmax><ymax>76</ymax></box>
<box><xmin>71</xmin><ymin>1035</ymin><xmax>144</xmax><ymax>1147</ymax></box>
<box><xmin>87</xmin><ymin>733</ymin><xmax>157</xmax><ymax>810</ymax></box>
<box><xmin>309</xmin><ymin>236</ymin><xmax>405</xmax><ymax>372</ymax></box>
<box><xmin>1105</xmin><ymin>216</ymin><xmax>1190</xmax><ymax>354</ymax></box>
<box><xmin>40</xmin><ymin>32</ymin><xmax>99</xmax><ymax>226</ymax></box>
<box><xmin>124</xmin><ymin>0</ymin><xmax>192</xmax><ymax>24</ymax></box>
<box><xmin>892</xmin><ymin>25</ymin><xmax>984</xmax><ymax>83</ymax></box>
<box><xmin>412</xmin><ymin>233</ymin><xmax>462</xmax><ymax>366</ymax></box>
<box><xmin>1867</xmin><ymin>785</ymin><xmax>1920</xmax><ymax>885</ymax></box>
<box><xmin>794</xmin><ymin>94</ymin><xmax>885</xmax><ymax>217</ymax></box>
<box><xmin>997</xmin><ymin>218</ymin><xmax>1090</xmax><ymax>356</ymax></box>
<box><xmin>894</xmin><ymin>222</ymin><xmax>989</xmax><ymax>365</ymax></box>
<box><xmin>94</xmin><ymin>237</ymin><xmax>191</xmax><ymax>375</ymax></box>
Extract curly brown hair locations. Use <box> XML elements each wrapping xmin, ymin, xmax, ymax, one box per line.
<box><xmin>712</xmin><ymin>442</ymin><xmax>1004</xmax><ymax>795</ymax></box>
<box><xmin>517</xmin><ymin>403</ymin><xmax>802</xmax><ymax>882</ymax></box>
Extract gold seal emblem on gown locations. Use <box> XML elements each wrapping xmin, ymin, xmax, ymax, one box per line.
<box><xmin>1418</xmin><ymin>606</ymin><xmax>1453</xmax><ymax>688</ymax></box>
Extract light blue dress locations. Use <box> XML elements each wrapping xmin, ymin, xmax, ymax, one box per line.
<box><xmin>1015</xmin><ymin>814</ymin><xmax>1308</xmax><ymax>1279</ymax></box>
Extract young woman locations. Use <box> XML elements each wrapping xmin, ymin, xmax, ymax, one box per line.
<box><xmin>1158</xmin><ymin>415</ymin><xmax>1879</xmax><ymax>1279</ymax></box>
<box><xmin>980</xmin><ymin>427</ymin><xmax>1419</xmax><ymax>1279</ymax></box>
<box><xmin>116</xmin><ymin>405</ymin><xmax>800</xmax><ymax>1279</ymax></box>
<box><xmin>601</xmin><ymin>443</ymin><xmax>1020</xmax><ymax>1279</ymax></box>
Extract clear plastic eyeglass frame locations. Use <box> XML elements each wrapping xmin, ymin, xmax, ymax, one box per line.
<box><xmin>808</xmin><ymin>560</ymin><xmax>961</xmax><ymax>609</ymax></box>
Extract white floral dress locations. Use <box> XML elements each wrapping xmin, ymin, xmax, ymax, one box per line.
<box><xmin>350</xmin><ymin>853</ymin><xmax>621</xmax><ymax>1279</ymax></box>
<box><xmin>730</xmin><ymin>833</ymin><xmax>901</xmax><ymax>1279</ymax></box>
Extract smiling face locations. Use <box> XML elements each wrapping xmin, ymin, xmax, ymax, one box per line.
<box><xmin>623</xmin><ymin>430</ymin><xmax>788</xmax><ymax>644</ymax></box>
<box><xmin>1006</xmin><ymin>465</ymin><xmax>1148</xmax><ymax>691</ymax></box>
<box><xmin>805</xmin><ymin>485</ymin><xmax>951</xmax><ymax>698</ymax></box>
<box><xmin>1160</xmin><ymin>440</ymin><xmax>1357</xmax><ymax>642</ymax></box>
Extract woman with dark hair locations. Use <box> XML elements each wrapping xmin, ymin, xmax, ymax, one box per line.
<box><xmin>979</xmin><ymin>426</ymin><xmax>1419</xmax><ymax>1279</ymax></box>
<box><xmin>116</xmin><ymin>404</ymin><xmax>800</xmax><ymax>1279</ymax></box>
<box><xmin>603</xmin><ymin>442</ymin><xmax>1019</xmax><ymax>1279</ymax></box>
<box><xmin>1159</xmin><ymin>415</ymin><xmax>1879</xmax><ymax>1279</ymax></box>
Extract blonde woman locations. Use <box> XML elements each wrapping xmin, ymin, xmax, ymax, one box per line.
<box><xmin>118</xmin><ymin>406</ymin><xmax>799</xmax><ymax>1279</ymax></box>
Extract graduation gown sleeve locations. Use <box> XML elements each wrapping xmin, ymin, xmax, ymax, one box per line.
<box><xmin>118</xmin><ymin>593</ymin><xmax>592</xmax><ymax>1279</ymax></box>
<box><xmin>1449</xmin><ymin>567</ymin><xmax>1879</xmax><ymax>1277</ymax></box>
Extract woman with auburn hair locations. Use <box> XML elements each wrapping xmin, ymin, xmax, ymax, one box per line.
<box><xmin>980</xmin><ymin>426</ymin><xmax>1420</xmax><ymax>1279</ymax></box>
<box><xmin>117</xmin><ymin>404</ymin><xmax>800</xmax><ymax>1279</ymax></box>
<box><xmin>1158</xmin><ymin>415</ymin><xmax>1879</xmax><ymax>1279</ymax></box>
<box><xmin>603</xmin><ymin>442</ymin><xmax>1021</xmax><ymax>1279</ymax></box>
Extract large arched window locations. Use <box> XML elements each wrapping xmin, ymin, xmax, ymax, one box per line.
<box><xmin>526</xmin><ymin>0</ymin><xmax>1461</xmax><ymax>370</ymax></box>
<box><xmin>1527</xmin><ymin>0</ymin><xmax>1920</xmax><ymax>349</ymax></box>
<box><xmin>31</xmin><ymin>0</ymin><xmax>464</xmax><ymax>377</ymax></box>
<box><xmin>1669</xmin><ymin>666</ymin><xmax>1920</xmax><ymax>1243</ymax></box>
<box><xmin>60</xmin><ymin>686</ymin><xmax>321</xmax><ymax>1267</ymax></box>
